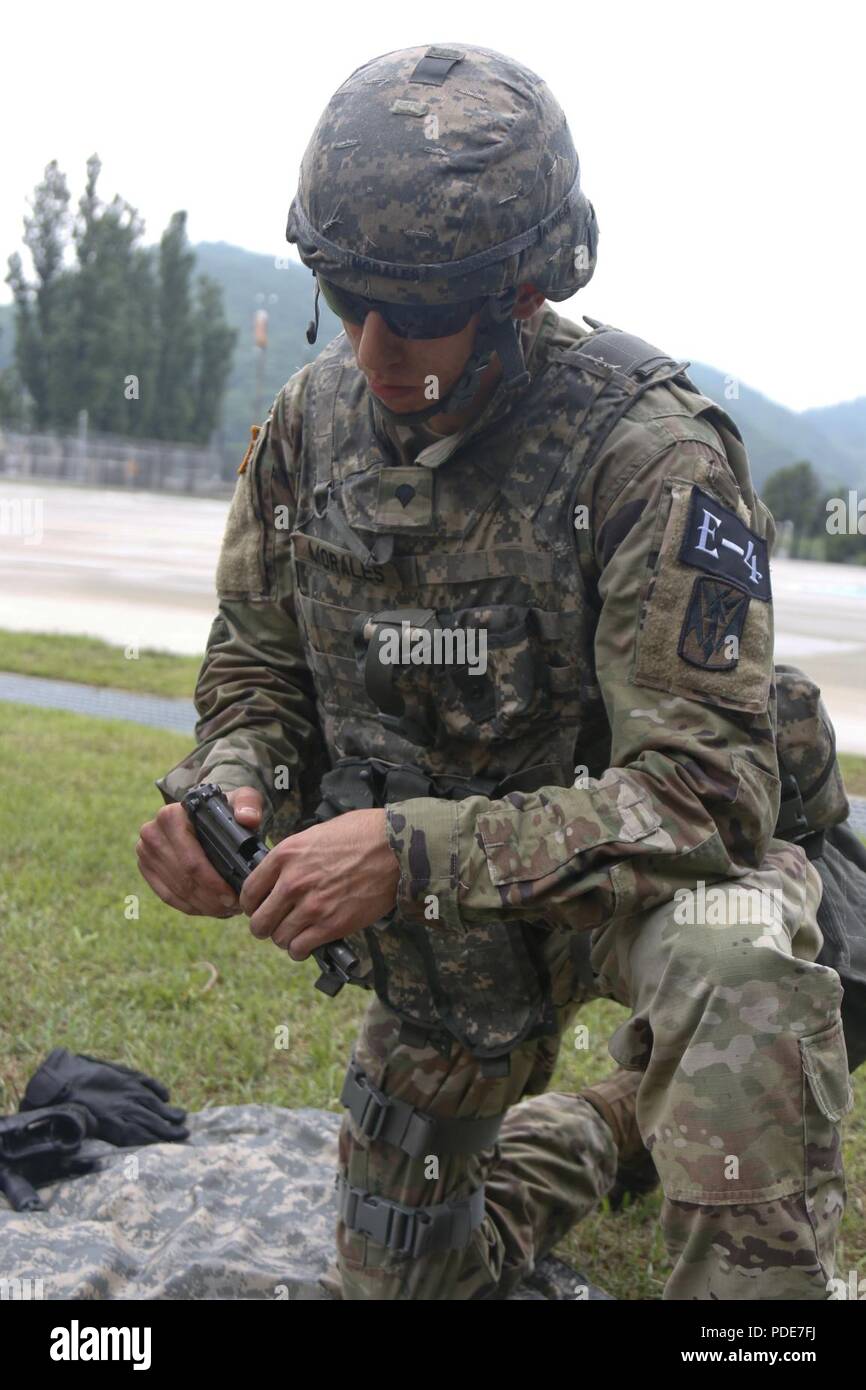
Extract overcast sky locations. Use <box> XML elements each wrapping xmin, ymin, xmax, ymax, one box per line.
<box><xmin>3</xmin><ymin>0</ymin><xmax>863</xmax><ymax>411</ymax></box>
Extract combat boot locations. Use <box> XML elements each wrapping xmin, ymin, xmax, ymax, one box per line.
<box><xmin>580</xmin><ymin>1068</ymin><xmax>660</xmax><ymax>1210</ymax></box>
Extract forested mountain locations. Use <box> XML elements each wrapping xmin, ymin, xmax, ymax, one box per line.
<box><xmin>193</xmin><ymin>241</ymin><xmax>865</xmax><ymax>487</ymax></box>
<box><xmin>2</xmin><ymin>223</ymin><xmax>863</xmax><ymax>493</ymax></box>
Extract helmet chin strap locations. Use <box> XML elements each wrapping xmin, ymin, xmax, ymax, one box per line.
<box><xmin>371</xmin><ymin>346</ymin><xmax>492</xmax><ymax>425</ymax></box>
<box><xmin>371</xmin><ymin>293</ymin><xmax>531</xmax><ymax>425</ymax></box>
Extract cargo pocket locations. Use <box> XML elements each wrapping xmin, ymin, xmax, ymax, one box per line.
<box><xmin>800</xmin><ymin>1019</ymin><xmax>853</xmax><ymax>1130</ymax></box>
<box><xmin>800</xmin><ymin>1019</ymin><xmax>853</xmax><ymax>1272</ymax></box>
<box><xmin>433</xmin><ymin>605</ymin><xmax>568</xmax><ymax>745</ymax></box>
<box><xmin>478</xmin><ymin>772</ymin><xmax>663</xmax><ymax>888</ymax></box>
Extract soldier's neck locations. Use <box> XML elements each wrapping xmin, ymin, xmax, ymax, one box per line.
<box><xmin>424</xmin><ymin>303</ymin><xmax>549</xmax><ymax>435</ymax></box>
<box><xmin>371</xmin><ymin>307</ymin><xmax>550</xmax><ymax>464</ymax></box>
<box><xmin>424</xmin><ymin>356</ymin><xmax>504</xmax><ymax>437</ymax></box>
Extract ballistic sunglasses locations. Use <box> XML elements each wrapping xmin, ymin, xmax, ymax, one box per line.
<box><xmin>317</xmin><ymin>276</ymin><xmax>486</xmax><ymax>340</ymax></box>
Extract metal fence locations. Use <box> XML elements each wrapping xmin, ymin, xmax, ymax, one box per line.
<box><xmin>0</xmin><ymin>428</ymin><xmax>235</xmax><ymax>497</ymax></box>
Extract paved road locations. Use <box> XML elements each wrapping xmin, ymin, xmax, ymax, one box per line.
<box><xmin>1</xmin><ymin>478</ymin><xmax>864</xmax><ymax>750</ymax></box>
<box><xmin>771</xmin><ymin>560</ymin><xmax>866</xmax><ymax>755</ymax></box>
<box><xmin>0</xmin><ymin>479</ymin><xmax>223</xmax><ymax>655</ymax></box>
<box><xmin>4</xmin><ymin>668</ymin><xmax>865</xmax><ymax>833</ymax></box>
<box><xmin>0</xmin><ymin>670</ymin><xmax>197</xmax><ymax>734</ymax></box>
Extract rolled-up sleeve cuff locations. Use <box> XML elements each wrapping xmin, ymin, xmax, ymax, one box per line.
<box><xmin>384</xmin><ymin>796</ymin><xmax>465</xmax><ymax>931</ymax></box>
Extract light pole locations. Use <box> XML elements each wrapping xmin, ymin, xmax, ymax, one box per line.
<box><xmin>253</xmin><ymin>299</ymin><xmax>268</xmax><ymax>422</ymax></box>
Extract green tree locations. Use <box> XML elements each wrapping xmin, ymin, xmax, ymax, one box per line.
<box><xmin>6</xmin><ymin>161</ymin><xmax>236</xmax><ymax>445</ymax></box>
<box><xmin>71</xmin><ymin>153</ymin><xmax>154</xmax><ymax>433</ymax></box>
<box><xmin>6</xmin><ymin>161</ymin><xmax>72</xmax><ymax>427</ymax></box>
<box><xmin>0</xmin><ymin>359</ymin><xmax>25</xmax><ymax>427</ymax></box>
<box><xmin>190</xmin><ymin>274</ymin><xmax>237</xmax><ymax>443</ymax></box>
<box><xmin>123</xmin><ymin>241</ymin><xmax>158</xmax><ymax>439</ymax></box>
<box><xmin>150</xmin><ymin>211</ymin><xmax>196</xmax><ymax>439</ymax></box>
<box><xmin>761</xmin><ymin>460</ymin><xmax>823</xmax><ymax>558</ymax></box>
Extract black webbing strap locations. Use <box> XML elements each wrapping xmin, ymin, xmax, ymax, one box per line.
<box><xmin>312</xmin><ymin>480</ymin><xmax>395</xmax><ymax>568</ymax></box>
<box><xmin>356</xmin><ymin>609</ymin><xmax>439</xmax><ymax>716</ymax></box>
<box><xmin>409</xmin><ymin>46</ymin><xmax>464</xmax><ymax>86</ymax></box>
<box><xmin>318</xmin><ymin>756</ymin><xmax>570</xmax><ymax>820</ymax></box>
<box><xmin>316</xmin><ymin>756</ymin><xmax>503</xmax><ymax>822</ymax></box>
<box><xmin>775</xmin><ymin>771</ymin><xmax>809</xmax><ymax>840</ymax></box>
<box><xmin>574</xmin><ymin>328</ymin><xmax>682</xmax><ymax>382</ymax></box>
<box><xmin>336</xmin><ymin>1174</ymin><xmax>486</xmax><ymax>1257</ymax></box>
<box><xmin>341</xmin><ymin>1057</ymin><xmax>504</xmax><ymax>1158</ymax></box>
<box><xmin>567</xmin><ymin>328</ymin><xmax>695</xmax><ymax>608</ymax></box>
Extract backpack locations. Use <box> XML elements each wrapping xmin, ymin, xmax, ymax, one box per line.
<box><xmin>774</xmin><ymin>663</ymin><xmax>866</xmax><ymax>1070</ymax></box>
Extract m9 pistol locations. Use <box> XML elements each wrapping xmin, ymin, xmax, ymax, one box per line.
<box><xmin>181</xmin><ymin>782</ymin><xmax>358</xmax><ymax>996</ymax></box>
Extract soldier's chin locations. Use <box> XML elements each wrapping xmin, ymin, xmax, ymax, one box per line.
<box><xmin>370</xmin><ymin>382</ymin><xmax>426</xmax><ymax>410</ymax></box>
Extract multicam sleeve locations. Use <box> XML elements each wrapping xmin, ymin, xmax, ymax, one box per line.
<box><xmin>385</xmin><ymin>423</ymin><xmax>782</xmax><ymax>932</ymax></box>
<box><xmin>155</xmin><ymin>366</ymin><xmax>326</xmax><ymax>841</ymax></box>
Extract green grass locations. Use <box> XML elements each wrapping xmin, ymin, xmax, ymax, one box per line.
<box><xmin>840</xmin><ymin>753</ymin><xmax>866</xmax><ymax>798</ymax></box>
<box><xmin>4</xmin><ymin>628</ymin><xmax>866</xmax><ymax>802</ymax></box>
<box><xmin>0</xmin><ymin>702</ymin><xmax>364</xmax><ymax>1115</ymax></box>
<box><xmin>0</xmin><ymin>629</ymin><xmax>202</xmax><ymax>698</ymax></box>
<box><xmin>1</xmin><ymin>697</ymin><xmax>863</xmax><ymax>1299</ymax></box>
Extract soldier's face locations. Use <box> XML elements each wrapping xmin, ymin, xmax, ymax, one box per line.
<box><xmin>342</xmin><ymin>309</ymin><xmax>483</xmax><ymax>413</ymax></box>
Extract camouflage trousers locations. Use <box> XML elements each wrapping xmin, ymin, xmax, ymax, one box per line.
<box><xmin>324</xmin><ymin>838</ymin><xmax>852</xmax><ymax>1300</ymax></box>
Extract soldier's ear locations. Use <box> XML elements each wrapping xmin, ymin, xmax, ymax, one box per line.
<box><xmin>513</xmin><ymin>283</ymin><xmax>545</xmax><ymax>320</ymax></box>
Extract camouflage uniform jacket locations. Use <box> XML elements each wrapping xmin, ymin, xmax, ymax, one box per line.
<box><xmin>158</xmin><ymin>306</ymin><xmax>781</xmax><ymax>946</ymax></box>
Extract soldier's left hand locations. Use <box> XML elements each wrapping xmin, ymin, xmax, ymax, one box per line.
<box><xmin>239</xmin><ymin>809</ymin><xmax>400</xmax><ymax>958</ymax></box>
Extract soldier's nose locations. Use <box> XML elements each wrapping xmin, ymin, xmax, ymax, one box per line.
<box><xmin>357</xmin><ymin>311</ymin><xmax>405</xmax><ymax>375</ymax></box>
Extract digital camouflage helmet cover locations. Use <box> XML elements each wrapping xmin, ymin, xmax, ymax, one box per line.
<box><xmin>286</xmin><ymin>43</ymin><xmax>599</xmax><ymax>416</ymax></box>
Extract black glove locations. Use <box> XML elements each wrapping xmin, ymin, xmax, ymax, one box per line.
<box><xmin>0</xmin><ymin>1106</ymin><xmax>93</xmax><ymax>1211</ymax></box>
<box><xmin>20</xmin><ymin>1049</ymin><xmax>189</xmax><ymax>1147</ymax></box>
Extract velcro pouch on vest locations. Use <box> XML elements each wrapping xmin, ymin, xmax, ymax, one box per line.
<box><xmin>353</xmin><ymin>609</ymin><xmax>438</xmax><ymax>717</ymax></box>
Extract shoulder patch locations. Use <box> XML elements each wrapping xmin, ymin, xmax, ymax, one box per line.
<box><xmin>679</xmin><ymin>577</ymin><xmax>750</xmax><ymax>670</ymax></box>
<box><xmin>679</xmin><ymin>486</ymin><xmax>771</xmax><ymax>600</ymax></box>
<box><xmin>238</xmin><ymin>423</ymin><xmax>262</xmax><ymax>475</ymax></box>
<box><xmin>238</xmin><ymin>418</ymin><xmax>273</xmax><ymax>476</ymax></box>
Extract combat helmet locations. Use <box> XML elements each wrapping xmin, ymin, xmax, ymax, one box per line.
<box><xmin>286</xmin><ymin>43</ymin><xmax>599</xmax><ymax>421</ymax></box>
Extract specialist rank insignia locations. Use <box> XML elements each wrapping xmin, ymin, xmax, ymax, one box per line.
<box><xmin>679</xmin><ymin>486</ymin><xmax>771</xmax><ymax>600</ymax></box>
<box><xmin>678</xmin><ymin>576</ymin><xmax>751</xmax><ymax>670</ymax></box>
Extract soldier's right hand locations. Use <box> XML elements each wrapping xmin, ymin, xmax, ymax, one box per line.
<box><xmin>136</xmin><ymin>787</ymin><xmax>265</xmax><ymax>918</ymax></box>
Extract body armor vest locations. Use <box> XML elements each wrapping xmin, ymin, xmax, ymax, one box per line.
<box><xmin>288</xmin><ymin>311</ymin><xmax>751</xmax><ymax>1064</ymax></box>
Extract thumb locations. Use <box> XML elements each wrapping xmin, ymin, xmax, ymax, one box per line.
<box><xmin>227</xmin><ymin>786</ymin><xmax>264</xmax><ymax>827</ymax></box>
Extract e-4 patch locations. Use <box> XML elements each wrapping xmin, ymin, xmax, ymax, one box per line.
<box><xmin>679</xmin><ymin>486</ymin><xmax>771</xmax><ymax>600</ymax></box>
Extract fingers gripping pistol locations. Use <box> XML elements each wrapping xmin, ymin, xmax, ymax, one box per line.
<box><xmin>181</xmin><ymin>783</ymin><xmax>358</xmax><ymax>996</ymax></box>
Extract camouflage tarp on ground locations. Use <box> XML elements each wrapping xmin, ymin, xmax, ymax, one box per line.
<box><xmin>0</xmin><ymin>1105</ymin><xmax>610</xmax><ymax>1301</ymax></box>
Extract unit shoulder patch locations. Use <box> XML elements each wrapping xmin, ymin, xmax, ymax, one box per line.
<box><xmin>678</xmin><ymin>576</ymin><xmax>751</xmax><ymax>670</ymax></box>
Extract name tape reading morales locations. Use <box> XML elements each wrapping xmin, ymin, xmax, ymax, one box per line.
<box><xmin>679</xmin><ymin>486</ymin><xmax>771</xmax><ymax>601</ymax></box>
